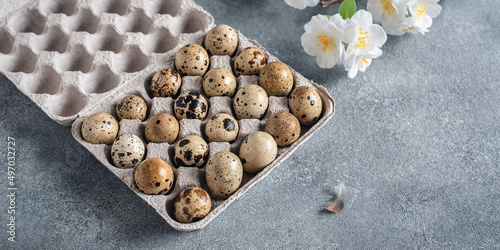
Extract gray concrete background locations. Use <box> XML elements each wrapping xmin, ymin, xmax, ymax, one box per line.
<box><xmin>1</xmin><ymin>0</ymin><xmax>499</xmax><ymax>249</ymax></box>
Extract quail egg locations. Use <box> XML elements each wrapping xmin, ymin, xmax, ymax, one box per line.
<box><xmin>205</xmin><ymin>113</ymin><xmax>239</xmax><ymax>142</ymax></box>
<box><xmin>81</xmin><ymin>112</ymin><xmax>119</xmax><ymax>144</ymax></box>
<box><xmin>264</xmin><ymin>112</ymin><xmax>301</xmax><ymax>147</ymax></box>
<box><xmin>174</xmin><ymin>187</ymin><xmax>211</xmax><ymax>223</ymax></box>
<box><xmin>145</xmin><ymin>113</ymin><xmax>179</xmax><ymax>143</ymax></box>
<box><xmin>174</xmin><ymin>135</ymin><xmax>209</xmax><ymax>168</ymax></box>
<box><xmin>204</xmin><ymin>24</ymin><xmax>239</xmax><ymax>56</ymax></box>
<box><xmin>289</xmin><ymin>86</ymin><xmax>323</xmax><ymax>126</ymax></box>
<box><xmin>134</xmin><ymin>158</ymin><xmax>174</xmax><ymax>195</ymax></box>
<box><xmin>206</xmin><ymin>151</ymin><xmax>243</xmax><ymax>200</ymax></box>
<box><xmin>174</xmin><ymin>92</ymin><xmax>208</xmax><ymax>120</ymax></box>
<box><xmin>233</xmin><ymin>47</ymin><xmax>266</xmax><ymax>76</ymax></box>
<box><xmin>111</xmin><ymin>134</ymin><xmax>146</xmax><ymax>168</ymax></box>
<box><xmin>233</xmin><ymin>84</ymin><xmax>268</xmax><ymax>119</ymax></box>
<box><xmin>259</xmin><ymin>62</ymin><xmax>294</xmax><ymax>97</ymax></box>
<box><xmin>202</xmin><ymin>68</ymin><xmax>237</xmax><ymax>97</ymax></box>
<box><xmin>239</xmin><ymin>131</ymin><xmax>277</xmax><ymax>173</ymax></box>
<box><xmin>116</xmin><ymin>95</ymin><xmax>147</xmax><ymax>121</ymax></box>
<box><xmin>175</xmin><ymin>44</ymin><xmax>209</xmax><ymax>76</ymax></box>
<box><xmin>150</xmin><ymin>68</ymin><xmax>181</xmax><ymax>98</ymax></box>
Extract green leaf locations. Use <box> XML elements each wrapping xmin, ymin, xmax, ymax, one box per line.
<box><xmin>338</xmin><ymin>0</ymin><xmax>356</xmax><ymax>20</ymax></box>
<box><xmin>324</xmin><ymin>15</ymin><xmax>331</xmax><ymax>19</ymax></box>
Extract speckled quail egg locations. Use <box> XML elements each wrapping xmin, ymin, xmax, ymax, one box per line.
<box><xmin>150</xmin><ymin>68</ymin><xmax>181</xmax><ymax>97</ymax></box>
<box><xmin>205</xmin><ymin>113</ymin><xmax>239</xmax><ymax>142</ymax></box>
<box><xmin>289</xmin><ymin>86</ymin><xmax>323</xmax><ymax>126</ymax></box>
<box><xmin>81</xmin><ymin>112</ymin><xmax>119</xmax><ymax>144</ymax></box>
<box><xmin>233</xmin><ymin>47</ymin><xmax>267</xmax><ymax>76</ymax></box>
<box><xmin>202</xmin><ymin>68</ymin><xmax>237</xmax><ymax>97</ymax></box>
<box><xmin>264</xmin><ymin>112</ymin><xmax>301</xmax><ymax>147</ymax></box>
<box><xmin>204</xmin><ymin>24</ymin><xmax>239</xmax><ymax>56</ymax></box>
<box><xmin>174</xmin><ymin>187</ymin><xmax>211</xmax><ymax>223</ymax></box>
<box><xmin>174</xmin><ymin>135</ymin><xmax>209</xmax><ymax>168</ymax></box>
<box><xmin>259</xmin><ymin>62</ymin><xmax>294</xmax><ymax>97</ymax></box>
<box><xmin>145</xmin><ymin>113</ymin><xmax>179</xmax><ymax>143</ymax></box>
<box><xmin>175</xmin><ymin>44</ymin><xmax>209</xmax><ymax>76</ymax></box>
<box><xmin>111</xmin><ymin>134</ymin><xmax>145</xmax><ymax>168</ymax></box>
<box><xmin>239</xmin><ymin>131</ymin><xmax>277</xmax><ymax>173</ymax></box>
<box><xmin>233</xmin><ymin>84</ymin><xmax>268</xmax><ymax>119</ymax></box>
<box><xmin>206</xmin><ymin>151</ymin><xmax>243</xmax><ymax>200</ymax></box>
<box><xmin>116</xmin><ymin>95</ymin><xmax>147</xmax><ymax>121</ymax></box>
<box><xmin>134</xmin><ymin>158</ymin><xmax>174</xmax><ymax>195</ymax></box>
<box><xmin>174</xmin><ymin>92</ymin><xmax>208</xmax><ymax>120</ymax></box>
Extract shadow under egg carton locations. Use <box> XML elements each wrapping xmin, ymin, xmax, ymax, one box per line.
<box><xmin>70</xmin><ymin>31</ymin><xmax>335</xmax><ymax>230</ymax></box>
<box><xmin>0</xmin><ymin>0</ymin><xmax>213</xmax><ymax>125</ymax></box>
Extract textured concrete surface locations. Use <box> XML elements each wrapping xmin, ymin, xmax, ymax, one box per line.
<box><xmin>1</xmin><ymin>0</ymin><xmax>500</xmax><ymax>249</ymax></box>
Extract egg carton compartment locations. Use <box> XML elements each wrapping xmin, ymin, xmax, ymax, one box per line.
<box><xmin>0</xmin><ymin>0</ymin><xmax>214</xmax><ymax>125</ymax></box>
<box><xmin>2</xmin><ymin>0</ymin><xmax>335</xmax><ymax>231</ymax></box>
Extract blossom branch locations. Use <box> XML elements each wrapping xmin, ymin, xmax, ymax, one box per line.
<box><xmin>320</xmin><ymin>0</ymin><xmax>344</xmax><ymax>7</ymax></box>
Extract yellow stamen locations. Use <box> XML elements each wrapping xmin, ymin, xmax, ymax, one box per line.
<box><xmin>381</xmin><ymin>0</ymin><xmax>395</xmax><ymax>15</ymax></box>
<box><xmin>415</xmin><ymin>4</ymin><xmax>427</xmax><ymax>20</ymax></box>
<box><xmin>403</xmin><ymin>26</ymin><xmax>415</xmax><ymax>33</ymax></box>
<box><xmin>356</xmin><ymin>27</ymin><xmax>371</xmax><ymax>49</ymax></box>
<box><xmin>360</xmin><ymin>59</ymin><xmax>369</xmax><ymax>67</ymax></box>
<box><xmin>316</xmin><ymin>35</ymin><xmax>337</xmax><ymax>53</ymax></box>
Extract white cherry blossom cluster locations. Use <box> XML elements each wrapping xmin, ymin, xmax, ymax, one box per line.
<box><xmin>301</xmin><ymin>11</ymin><xmax>387</xmax><ymax>78</ymax></box>
<box><xmin>285</xmin><ymin>0</ymin><xmax>442</xmax><ymax>78</ymax></box>
<box><xmin>367</xmin><ymin>0</ymin><xmax>442</xmax><ymax>35</ymax></box>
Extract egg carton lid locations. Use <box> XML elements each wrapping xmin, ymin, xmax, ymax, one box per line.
<box><xmin>0</xmin><ymin>0</ymin><xmax>214</xmax><ymax>125</ymax></box>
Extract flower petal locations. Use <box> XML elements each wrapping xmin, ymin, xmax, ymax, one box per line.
<box><xmin>316</xmin><ymin>52</ymin><xmax>339</xmax><ymax>68</ymax></box>
<box><xmin>352</xmin><ymin>10</ymin><xmax>373</xmax><ymax>28</ymax></box>
<box><xmin>368</xmin><ymin>24</ymin><xmax>387</xmax><ymax>47</ymax></box>
<box><xmin>284</xmin><ymin>0</ymin><xmax>319</xmax><ymax>10</ymax></box>
<box><xmin>342</xmin><ymin>22</ymin><xmax>358</xmax><ymax>44</ymax></box>
<box><xmin>425</xmin><ymin>3</ymin><xmax>442</xmax><ymax>18</ymax></box>
<box><xmin>301</xmin><ymin>33</ymin><xmax>322</xmax><ymax>56</ymax></box>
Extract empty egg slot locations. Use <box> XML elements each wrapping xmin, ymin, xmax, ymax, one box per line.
<box><xmin>0</xmin><ymin>46</ymin><xmax>38</xmax><ymax>73</ymax></box>
<box><xmin>38</xmin><ymin>0</ymin><xmax>77</xmax><ymax>16</ymax></box>
<box><xmin>92</xmin><ymin>0</ymin><xmax>129</xmax><ymax>15</ymax></box>
<box><xmin>0</xmin><ymin>28</ymin><xmax>14</xmax><ymax>54</ymax></box>
<box><xmin>8</xmin><ymin>9</ymin><xmax>46</xmax><ymax>35</ymax></box>
<box><xmin>47</xmin><ymin>85</ymin><xmax>88</xmax><ymax>117</ymax></box>
<box><xmin>89</xmin><ymin>26</ymin><xmax>125</xmax><ymax>53</ymax></box>
<box><xmin>178</xmin><ymin>10</ymin><xmax>211</xmax><ymax>35</ymax></box>
<box><xmin>31</xmin><ymin>26</ymin><xmax>70</xmax><ymax>53</ymax></box>
<box><xmin>81</xmin><ymin>65</ymin><xmax>120</xmax><ymax>94</ymax></box>
<box><xmin>111</xmin><ymin>47</ymin><xmax>149</xmax><ymax>73</ymax></box>
<box><xmin>54</xmin><ymin>45</ymin><xmax>94</xmax><ymax>73</ymax></box>
<box><xmin>27</xmin><ymin>65</ymin><xmax>61</xmax><ymax>94</ymax></box>
<box><xmin>146</xmin><ymin>0</ymin><xmax>182</xmax><ymax>17</ymax></box>
<box><xmin>66</xmin><ymin>8</ymin><xmax>100</xmax><ymax>34</ymax></box>
<box><xmin>116</xmin><ymin>9</ymin><xmax>153</xmax><ymax>34</ymax></box>
<box><xmin>143</xmin><ymin>28</ymin><xmax>179</xmax><ymax>54</ymax></box>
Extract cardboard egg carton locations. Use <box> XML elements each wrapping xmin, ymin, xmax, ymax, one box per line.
<box><xmin>0</xmin><ymin>0</ymin><xmax>213</xmax><ymax>125</ymax></box>
<box><xmin>1</xmin><ymin>0</ymin><xmax>335</xmax><ymax>231</ymax></box>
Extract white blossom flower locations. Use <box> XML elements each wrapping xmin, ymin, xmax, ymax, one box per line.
<box><xmin>342</xmin><ymin>10</ymin><xmax>387</xmax><ymax>78</ymax></box>
<box><xmin>284</xmin><ymin>0</ymin><xmax>319</xmax><ymax>10</ymax></box>
<box><xmin>367</xmin><ymin>0</ymin><xmax>411</xmax><ymax>35</ymax></box>
<box><xmin>367</xmin><ymin>0</ymin><xmax>441</xmax><ymax>35</ymax></box>
<box><xmin>301</xmin><ymin>14</ymin><xmax>351</xmax><ymax>68</ymax></box>
<box><xmin>404</xmin><ymin>0</ymin><xmax>442</xmax><ymax>34</ymax></box>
